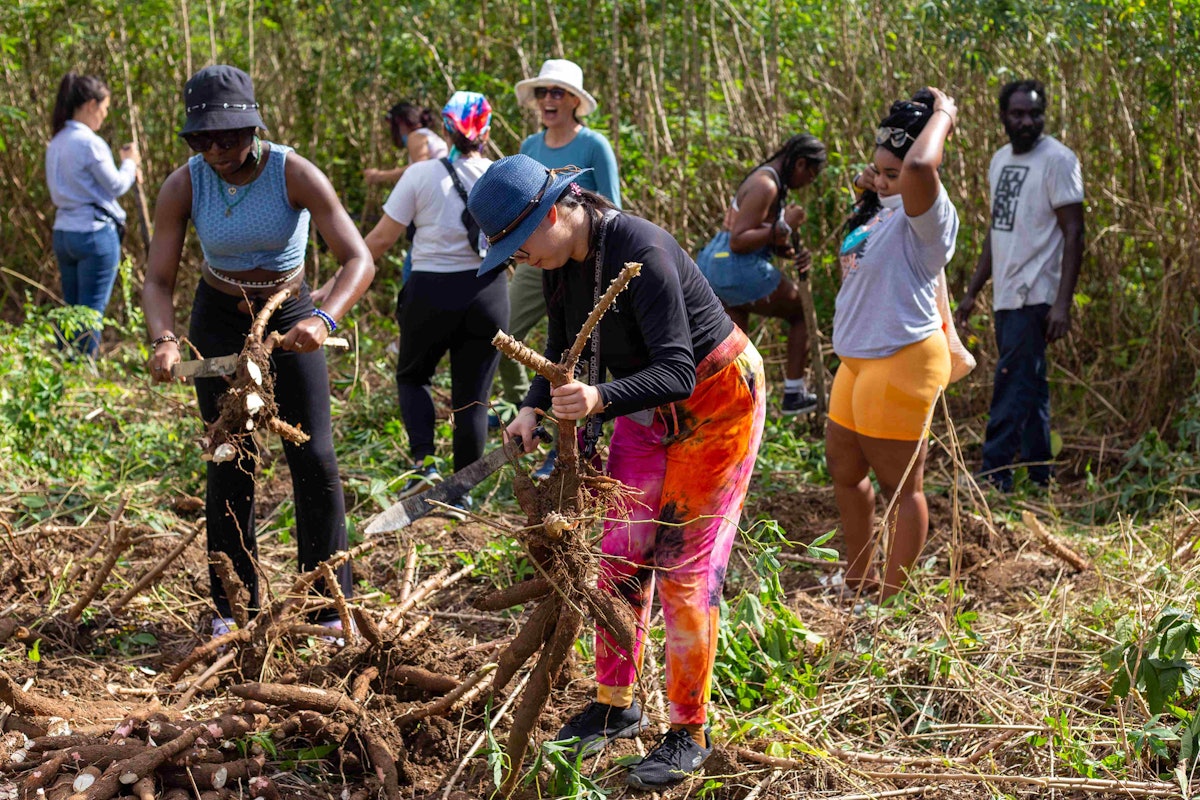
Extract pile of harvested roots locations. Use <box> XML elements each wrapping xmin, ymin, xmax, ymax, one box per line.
<box><xmin>0</xmin><ymin>263</ymin><xmax>650</xmax><ymax>799</ymax></box>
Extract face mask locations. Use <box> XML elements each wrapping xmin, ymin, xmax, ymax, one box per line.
<box><xmin>879</xmin><ymin>193</ymin><xmax>904</xmax><ymax>209</ymax></box>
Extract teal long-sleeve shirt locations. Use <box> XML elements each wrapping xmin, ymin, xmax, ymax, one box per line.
<box><xmin>519</xmin><ymin>126</ymin><xmax>622</xmax><ymax>208</ymax></box>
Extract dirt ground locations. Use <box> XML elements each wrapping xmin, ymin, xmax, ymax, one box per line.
<box><xmin>0</xmin><ymin>452</ymin><xmax>1121</xmax><ymax>799</ymax></box>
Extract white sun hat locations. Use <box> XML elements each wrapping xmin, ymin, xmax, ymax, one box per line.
<box><xmin>514</xmin><ymin>59</ymin><xmax>598</xmax><ymax>117</ymax></box>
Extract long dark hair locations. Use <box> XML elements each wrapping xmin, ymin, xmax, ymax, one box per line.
<box><xmin>52</xmin><ymin>72</ymin><xmax>109</xmax><ymax>135</ymax></box>
<box><xmin>386</xmin><ymin>101</ymin><xmax>435</xmax><ymax>147</ymax></box>
<box><xmin>843</xmin><ymin>89</ymin><xmax>936</xmax><ymax>236</ymax></box>
<box><xmin>544</xmin><ymin>183</ymin><xmax>620</xmax><ymax>304</ymax></box>
<box><xmin>740</xmin><ymin>133</ymin><xmax>827</xmax><ymax>218</ymax></box>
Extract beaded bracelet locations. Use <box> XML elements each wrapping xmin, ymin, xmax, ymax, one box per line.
<box><xmin>311</xmin><ymin>308</ymin><xmax>337</xmax><ymax>334</ymax></box>
<box><xmin>151</xmin><ymin>333</ymin><xmax>180</xmax><ymax>348</ymax></box>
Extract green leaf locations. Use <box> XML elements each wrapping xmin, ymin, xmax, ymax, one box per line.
<box><xmin>27</xmin><ymin>638</ymin><xmax>41</xmax><ymax>662</ymax></box>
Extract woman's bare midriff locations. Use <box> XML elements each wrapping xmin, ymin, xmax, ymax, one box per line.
<box><xmin>201</xmin><ymin>261</ymin><xmax>305</xmax><ymax>298</ymax></box>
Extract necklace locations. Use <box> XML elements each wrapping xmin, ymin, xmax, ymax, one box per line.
<box><xmin>214</xmin><ymin>138</ymin><xmax>264</xmax><ymax>217</ymax></box>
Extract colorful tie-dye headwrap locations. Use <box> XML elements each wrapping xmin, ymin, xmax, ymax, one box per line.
<box><xmin>442</xmin><ymin>91</ymin><xmax>492</xmax><ymax>143</ymax></box>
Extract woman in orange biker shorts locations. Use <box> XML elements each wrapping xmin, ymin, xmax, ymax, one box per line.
<box><xmin>827</xmin><ymin>87</ymin><xmax>959</xmax><ymax>600</ymax></box>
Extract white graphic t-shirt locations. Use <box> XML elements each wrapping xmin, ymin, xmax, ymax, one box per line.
<box><xmin>987</xmin><ymin>136</ymin><xmax>1084</xmax><ymax>310</ymax></box>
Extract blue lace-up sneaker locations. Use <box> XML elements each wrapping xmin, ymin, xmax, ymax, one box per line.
<box><xmin>399</xmin><ymin>463</ymin><xmax>442</xmax><ymax>499</ymax></box>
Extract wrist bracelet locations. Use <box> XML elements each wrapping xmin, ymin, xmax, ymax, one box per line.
<box><xmin>311</xmin><ymin>308</ymin><xmax>337</xmax><ymax>333</ymax></box>
<box><xmin>935</xmin><ymin>108</ymin><xmax>954</xmax><ymax>125</ymax></box>
<box><xmin>151</xmin><ymin>333</ymin><xmax>180</xmax><ymax>348</ymax></box>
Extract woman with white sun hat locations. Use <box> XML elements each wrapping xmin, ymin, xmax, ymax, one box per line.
<box><xmin>495</xmin><ymin>59</ymin><xmax>623</xmax><ymax>479</ymax></box>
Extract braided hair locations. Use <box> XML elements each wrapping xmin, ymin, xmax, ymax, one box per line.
<box><xmin>744</xmin><ymin>133</ymin><xmax>827</xmax><ymax>215</ymax></box>
<box><xmin>843</xmin><ymin>89</ymin><xmax>936</xmax><ymax>235</ymax></box>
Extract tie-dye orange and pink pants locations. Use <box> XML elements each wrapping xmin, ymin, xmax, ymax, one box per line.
<box><xmin>595</xmin><ymin>331</ymin><xmax>766</xmax><ymax>725</ymax></box>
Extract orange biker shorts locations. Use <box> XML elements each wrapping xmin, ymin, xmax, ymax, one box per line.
<box><xmin>829</xmin><ymin>333</ymin><xmax>951</xmax><ymax>441</ymax></box>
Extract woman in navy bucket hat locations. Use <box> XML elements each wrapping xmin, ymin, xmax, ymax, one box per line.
<box><xmin>143</xmin><ymin>65</ymin><xmax>375</xmax><ymax>642</ymax></box>
<box><xmin>469</xmin><ymin>154</ymin><xmax>766</xmax><ymax>788</ymax></box>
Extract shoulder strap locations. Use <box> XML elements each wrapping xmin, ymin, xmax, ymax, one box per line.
<box><xmin>441</xmin><ymin>157</ymin><xmax>469</xmax><ymax>204</ymax></box>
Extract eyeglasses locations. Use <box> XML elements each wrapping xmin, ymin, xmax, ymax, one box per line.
<box><xmin>183</xmin><ymin>129</ymin><xmax>252</xmax><ymax>152</ymax></box>
<box><xmin>487</xmin><ymin>166</ymin><xmax>581</xmax><ymax>247</ymax></box>
<box><xmin>533</xmin><ymin>87</ymin><xmax>571</xmax><ymax>101</ymax></box>
<box><xmin>875</xmin><ymin>126</ymin><xmax>915</xmax><ymax>149</ymax></box>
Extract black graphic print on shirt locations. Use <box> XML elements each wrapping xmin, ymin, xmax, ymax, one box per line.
<box><xmin>991</xmin><ymin>165</ymin><xmax>1029</xmax><ymax>232</ymax></box>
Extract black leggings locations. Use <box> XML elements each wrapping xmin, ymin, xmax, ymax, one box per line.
<box><xmin>189</xmin><ymin>281</ymin><xmax>352</xmax><ymax>620</ymax></box>
<box><xmin>395</xmin><ymin>268</ymin><xmax>509</xmax><ymax>471</ymax></box>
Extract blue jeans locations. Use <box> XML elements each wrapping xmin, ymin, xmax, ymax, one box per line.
<box><xmin>981</xmin><ymin>304</ymin><xmax>1052</xmax><ymax>489</ymax></box>
<box><xmin>52</xmin><ymin>223</ymin><xmax>121</xmax><ymax>357</ymax></box>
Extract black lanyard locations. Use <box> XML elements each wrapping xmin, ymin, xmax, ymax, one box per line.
<box><xmin>583</xmin><ymin>210</ymin><xmax>618</xmax><ymax>458</ymax></box>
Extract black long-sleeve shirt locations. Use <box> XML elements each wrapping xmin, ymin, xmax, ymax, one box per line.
<box><xmin>522</xmin><ymin>213</ymin><xmax>734</xmax><ymax>420</ymax></box>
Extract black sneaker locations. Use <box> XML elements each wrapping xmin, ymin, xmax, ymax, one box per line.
<box><xmin>399</xmin><ymin>463</ymin><xmax>442</xmax><ymax>499</ymax></box>
<box><xmin>781</xmin><ymin>389</ymin><xmax>819</xmax><ymax>416</ymax></box>
<box><xmin>533</xmin><ymin>448</ymin><xmax>558</xmax><ymax>482</ymax></box>
<box><xmin>626</xmin><ymin>727</ymin><xmax>712</xmax><ymax>789</ymax></box>
<box><xmin>553</xmin><ymin>701</ymin><xmax>648</xmax><ymax>758</ymax></box>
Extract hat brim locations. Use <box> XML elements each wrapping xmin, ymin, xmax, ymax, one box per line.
<box><xmin>179</xmin><ymin>109</ymin><xmax>267</xmax><ymax>136</ymax></box>
<box><xmin>476</xmin><ymin>168</ymin><xmax>593</xmax><ymax>276</ymax></box>
<box><xmin>514</xmin><ymin>78</ymin><xmax>598</xmax><ymax>117</ymax></box>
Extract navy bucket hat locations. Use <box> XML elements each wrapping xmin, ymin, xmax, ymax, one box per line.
<box><xmin>180</xmin><ymin>65</ymin><xmax>267</xmax><ymax>136</ymax></box>
<box><xmin>468</xmin><ymin>154</ymin><xmax>592</xmax><ymax>275</ymax></box>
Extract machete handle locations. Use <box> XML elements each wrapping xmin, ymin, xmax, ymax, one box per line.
<box><xmin>509</xmin><ymin>425</ymin><xmax>552</xmax><ymax>455</ymax></box>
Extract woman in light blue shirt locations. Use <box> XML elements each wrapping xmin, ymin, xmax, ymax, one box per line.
<box><xmin>45</xmin><ymin>72</ymin><xmax>140</xmax><ymax>356</ymax></box>
<box><xmin>498</xmin><ymin>58</ymin><xmax>622</xmax><ymax>478</ymax></box>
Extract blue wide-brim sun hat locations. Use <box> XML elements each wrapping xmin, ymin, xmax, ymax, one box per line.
<box><xmin>468</xmin><ymin>154</ymin><xmax>592</xmax><ymax>275</ymax></box>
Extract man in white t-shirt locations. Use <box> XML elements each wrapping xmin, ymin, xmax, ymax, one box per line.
<box><xmin>956</xmin><ymin>79</ymin><xmax>1085</xmax><ymax>491</ymax></box>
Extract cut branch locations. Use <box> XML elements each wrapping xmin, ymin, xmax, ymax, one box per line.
<box><xmin>1022</xmin><ymin>512</ymin><xmax>1091</xmax><ymax>572</ymax></box>
<box><xmin>563</xmin><ymin>262</ymin><xmax>642</xmax><ymax>376</ymax></box>
<box><xmin>109</xmin><ymin>523</ymin><xmax>203</xmax><ymax>616</ymax></box>
<box><xmin>491</xmin><ymin>331</ymin><xmax>568</xmax><ymax>386</ymax></box>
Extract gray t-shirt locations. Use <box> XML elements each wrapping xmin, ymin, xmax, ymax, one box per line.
<box><xmin>834</xmin><ymin>188</ymin><xmax>959</xmax><ymax>359</ymax></box>
<box><xmin>987</xmin><ymin>136</ymin><xmax>1084</xmax><ymax>310</ymax></box>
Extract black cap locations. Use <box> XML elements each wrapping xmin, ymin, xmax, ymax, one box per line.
<box><xmin>179</xmin><ymin>65</ymin><xmax>267</xmax><ymax>136</ymax></box>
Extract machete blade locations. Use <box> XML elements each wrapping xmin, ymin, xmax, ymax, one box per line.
<box><xmin>364</xmin><ymin>426</ymin><xmax>549</xmax><ymax>535</ymax></box>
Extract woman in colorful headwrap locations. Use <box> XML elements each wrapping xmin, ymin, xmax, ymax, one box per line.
<box><xmin>468</xmin><ymin>154</ymin><xmax>765</xmax><ymax>789</ymax></box>
<box><xmin>143</xmin><ymin>65</ymin><xmax>375</xmax><ymax>639</ymax></box>
<box><xmin>354</xmin><ymin>91</ymin><xmax>505</xmax><ymax>510</ymax></box>
<box><xmin>827</xmin><ymin>88</ymin><xmax>959</xmax><ymax>600</ymax></box>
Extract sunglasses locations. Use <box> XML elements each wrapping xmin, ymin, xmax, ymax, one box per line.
<box><xmin>183</xmin><ymin>129</ymin><xmax>253</xmax><ymax>152</ymax></box>
<box><xmin>533</xmin><ymin>87</ymin><xmax>571</xmax><ymax>101</ymax></box>
<box><xmin>875</xmin><ymin>126</ymin><xmax>916</xmax><ymax>149</ymax></box>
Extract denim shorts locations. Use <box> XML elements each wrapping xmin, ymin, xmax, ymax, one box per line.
<box><xmin>696</xmin><ymin>229</ymin><xmax>781</xmax><ymax>307</ymax></box>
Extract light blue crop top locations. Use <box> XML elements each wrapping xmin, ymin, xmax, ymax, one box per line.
<box><xmin>189</xmin><ymin>142</ymin><xmax>310</xmax><ymax>272</ymax></box>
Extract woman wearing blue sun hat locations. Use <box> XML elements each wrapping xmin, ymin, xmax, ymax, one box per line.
<box><xmin>468</xmin><ymin>153</ymin><xmax>765</xmax><ymax>789</ymax></box>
